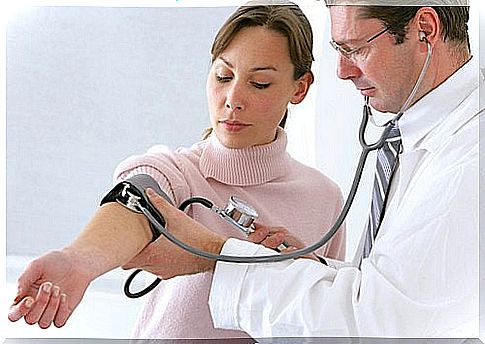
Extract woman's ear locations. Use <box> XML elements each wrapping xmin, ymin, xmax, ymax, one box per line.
<box><xmin>290</xmin><ymin>71</ymin><xmax>314</xmax><ymax>105</ymax></box>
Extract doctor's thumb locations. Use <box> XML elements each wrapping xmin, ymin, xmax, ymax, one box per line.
<box><xmin>146</xmin><ymin>188</ymin><xmax>176</xmax><ymax>214</ymax></box>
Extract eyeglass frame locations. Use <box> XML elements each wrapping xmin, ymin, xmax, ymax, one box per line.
<box><xmin>329</xmin><ymin>27</ymin><xmax>389</xmax><ymax>62</ymax></box>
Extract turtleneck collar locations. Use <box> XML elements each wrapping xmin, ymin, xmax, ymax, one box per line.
<box><xmin>199</xmin><ymin>127</ymin><xmax>290</xmax><ymax>186</ymax></box>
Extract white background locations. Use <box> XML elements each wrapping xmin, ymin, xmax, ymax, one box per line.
<box><xmin>2</xmin><ymin>0</ymin><xmax>483</xmax><ymax>340</ymax></box>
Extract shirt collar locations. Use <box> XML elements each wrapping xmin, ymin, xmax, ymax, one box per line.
<box><xmin>398</xmin><ymin>57</ymin><xmax>481</xmax><ymax>153</ymax></box>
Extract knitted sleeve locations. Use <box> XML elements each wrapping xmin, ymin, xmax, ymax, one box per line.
<box><xmin>112</xmin><ymin>145</ymin><xmax>191</xmax><ymax>207</ymax></box>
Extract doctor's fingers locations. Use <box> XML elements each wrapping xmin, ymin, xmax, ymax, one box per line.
<box><xmin>248</xmin><ymin>225</ymin><xmax>291</xmax><ymax>248</ymax></box>
<box><xmin>260</xmin><ymin>232</ymin><xmax>286</xmax><ymax>249</ymax></box>
<box><xmin>145</xmin><ymin>188</ymin><xmax>185</xmax><ymax>227</ymax></box>
<box><xmin>268</xmin><ymin>228</ymin><xmax>308</xmax><ymax>250</ymax></box>
<box><xmin>247</xmin><ymin>226</ymin><xmax>270</xmax><ymax>243</ymax></box>
<box><xmin>254</xmin><ymin>224</ymin><xmax>289</xmax><ymax>235</ymax></box>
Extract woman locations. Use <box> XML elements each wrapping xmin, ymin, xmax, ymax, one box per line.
<box><xmin>8</xmin><ymin>1</ymin><xmax>345</xmax><ymax>339</ymax></box>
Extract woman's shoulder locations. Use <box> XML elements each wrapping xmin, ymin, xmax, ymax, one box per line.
<box><xmin>112</xmin><ymin>142</ymin><xmax>208</xmax><ymax>203</ymax></box>
<box><xmin>118</xmin><ymin>141</ymin><xmax>205</xmax><ymax>170</ymax></box>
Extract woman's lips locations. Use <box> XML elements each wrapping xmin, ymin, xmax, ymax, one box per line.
<box><xmin>219</xmin><ymin>120</ymin><xmax>251</xmax><ymax>133</ymax></box>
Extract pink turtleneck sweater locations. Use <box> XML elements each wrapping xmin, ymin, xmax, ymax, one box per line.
<box><xmin>114</xmin><ymin>129</ymin><xmax>346</xmax><ymax>339</ymax></box>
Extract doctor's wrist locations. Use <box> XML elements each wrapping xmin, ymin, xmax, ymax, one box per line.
<box><xmin>196</xmin><ymin>236</ymin><xmax>226</xmax><ymax>273</ymax></box>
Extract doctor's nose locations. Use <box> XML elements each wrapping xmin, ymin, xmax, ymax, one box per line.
<box><xmin>336</xmin><ymin>54</ymin><xmax>362</xmax><ymax>81</ymax></box>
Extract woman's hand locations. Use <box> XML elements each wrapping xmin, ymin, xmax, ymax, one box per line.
<box><xmin>247</xmin><ymin>224</ymin><xmax>318</xmax><ymax>261</ymax></box>
<box><xmin>8</xmin><ymin>201</ymin><xmax>154</xmax><ymax>329</ymax></box>
<box><xmin>8</xmin><ymin>249</ymin><xmax>94</xmax><ymax>328</ymax></box>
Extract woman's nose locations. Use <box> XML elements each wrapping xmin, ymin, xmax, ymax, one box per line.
<box><xmin>224</xmin><ymin>83</ymin><xmax>245</xmax><ymax>111</ymax></box>
<box><xmin>225</xmin><ymin>102</ymin><xmax>244</xmax><ymax>111</ymax></box>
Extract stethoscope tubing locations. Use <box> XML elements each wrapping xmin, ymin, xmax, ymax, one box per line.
<box><xmin>124</xmin><ymin>197</ymin><xmax>215</xmax><ymax>298</ymax></box>
<box><xmin>128</xmin><ymin>39</ymin><xmax>433</xmax><ymax>268</ymax></box>
<box><xmin>137</xmin><ymin>106</ymin><xmax>377</xmax><ymax>264</ymax></box>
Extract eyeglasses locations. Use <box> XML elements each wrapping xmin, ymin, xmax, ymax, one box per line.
<box><xmin>329</xmin><ymin>27</ymin><xmax>389</xmax><ymax>63</ymax></box>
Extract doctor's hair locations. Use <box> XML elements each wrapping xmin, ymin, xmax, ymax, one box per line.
<box><xmin>324</xmin><ymin>0</ymin><xmax>470</xmax><ymax>51</ymax></box>
<box><xmin>202</xmin><ymin>0</ymin><xmax>314</xmax><ymax>140</ymax></box>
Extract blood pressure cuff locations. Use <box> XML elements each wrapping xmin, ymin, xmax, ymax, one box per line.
<box><xmin>100</xmin><ymin>174</ymin><xmax>173</xmax><ymax>241</ymax></box>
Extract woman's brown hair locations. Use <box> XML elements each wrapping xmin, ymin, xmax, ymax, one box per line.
<box><xmin>203</xmin><ymin>0</ymin><xmax>314</xmax><ymax>139</ymax></box>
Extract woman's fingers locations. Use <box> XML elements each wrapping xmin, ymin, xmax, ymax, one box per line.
<box><xmin>8</xmin><ymin>296</ymin><xmax>34</xmax><ymax>322</ymax></box>
<box><xmin>53</xmin><ymin>294</ymin><xmax>70</xmax><ymax>328</ymax></box>
<box><xmin>24</xmin><ymin>282</ymin><xmax>54</xmax><ymax>325</ymax></box>
<box><xmin>38</xmin><ymin>286</ymin><xmax>61</xmax><ymax>329</ymax></box>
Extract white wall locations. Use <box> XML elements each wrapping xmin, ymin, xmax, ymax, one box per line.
<box><xmin>4</xmin><ymin>4</ymin><xmax>235</xmax><ymax>340</ymax></box>
<box><xmin>3</xmin><ymin>1</ymin><xmax>483</xmax><ymax>340</ymax></box>
<box><xmin>5</xmin><ymin>5</ymin><xmax>235</xmax><ymax>257</ymax></box>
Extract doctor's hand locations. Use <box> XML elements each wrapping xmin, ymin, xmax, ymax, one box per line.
<box><xmin>247</xmin><ymin>224</ymin><xmax>318</xmax><ymax>261</ymax></box>
<box><xmin>122</xmin><ymin>188</ymin><xmax>228</xmax><ymax>279</ymax></box>
<box><xmin>8</xmin><ymin>249</ymin><xmax>93</xmax><ymax>328</ymax></box>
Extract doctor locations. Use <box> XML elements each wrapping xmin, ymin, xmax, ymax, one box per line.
<box><xmin>8</xmin><ymin>0</ymin><xmax>481</xmax><ymax>337</ymax></box>
<box><xmin>121</xmin><ymin>0</ymin><xmax>480</xmax><ymax>337</ymax></box>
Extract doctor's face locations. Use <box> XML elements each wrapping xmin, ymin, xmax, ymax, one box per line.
<box><xmin>329</xmin><ymin>6</ymin><xmax>423</xmax><ymax>114</ymax></box>
<box><xmin>206</xmin><ymin>26</ymin><xmax>307</xmax><ymax>149</ymax></box>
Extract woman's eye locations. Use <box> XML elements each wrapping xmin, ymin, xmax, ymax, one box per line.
<box><xmin>252</xmin><ymin>82</ymin><xmax>270</xmax><ymax>89</ymax></box>
<box><xmin>216</xmin><ymin>75</ymin><xmax>232</xmax><ymax>83</ymax></box>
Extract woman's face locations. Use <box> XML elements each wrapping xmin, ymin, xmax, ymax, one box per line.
<box><xmin>207</xmin><ymin>26</ymin><xmax>310</xmax><ymax>149</ymax></box>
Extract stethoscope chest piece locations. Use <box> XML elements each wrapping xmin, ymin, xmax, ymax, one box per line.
<box><xmin>222</xmin><ymin>196</ymin><xmax>259</xmax><ymax>234</ymax></box>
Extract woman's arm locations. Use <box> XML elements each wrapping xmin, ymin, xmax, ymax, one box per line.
<box><xmin>66</xmin><ymin>202</ymin><xmax>152</xmax><ymax>276</ymax></box>
<box><xmin>8</xmin><ymin>202</ymin><xmax>153</xmax><ymax>328</ymax></box>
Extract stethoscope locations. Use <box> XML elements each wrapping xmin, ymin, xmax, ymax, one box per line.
<box><xmin>124</xmin><ymin>35</ymin><xmax>433</xmax><ymax>298</ymax></box>
<box><xmin>125</xmin><ymin>195</ymin><xmax>263</xmax><ymax>297</ymax></box>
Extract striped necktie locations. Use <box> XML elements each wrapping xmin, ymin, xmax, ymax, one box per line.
<box><xmin>362</xmin><ymin>122</ymin><xmax>402</xmax><ymax>259</ymax></box>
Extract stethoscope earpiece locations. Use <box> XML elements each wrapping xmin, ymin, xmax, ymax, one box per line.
<box><xmin>119</xmin><ymin>25</ymin><xmax>434</xmax><ymax>278</ymax></box>
<box><xmin>419</xmin><ymin>31</ymin><xmax>427</xmax><ymax>42</ymax></box>
<box><xmin>364</xmin><ymin>34</ymin><xmax>432</xmax><ymax>132</ymax></box>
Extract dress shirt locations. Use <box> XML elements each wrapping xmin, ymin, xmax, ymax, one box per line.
<box><xmin>209</xmin><ymin>58</ymin><xmax>482</xmax><ymax>337</ymax></box>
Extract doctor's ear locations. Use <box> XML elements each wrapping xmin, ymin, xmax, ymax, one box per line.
<box><xmin>290</xmin><ymin>71</ymin><xmax>314</xmax><ymax>105</ymax></box>
<box><xmin>414</xmin><ymin>7</ymin><xmax>440</xmax><ymax>48</ymax></box>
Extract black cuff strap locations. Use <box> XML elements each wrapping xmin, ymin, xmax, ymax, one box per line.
<box><xmin>100</xmin><ymin>174</ymin><xmax>173</xmax><ymax>241</ymax></box>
